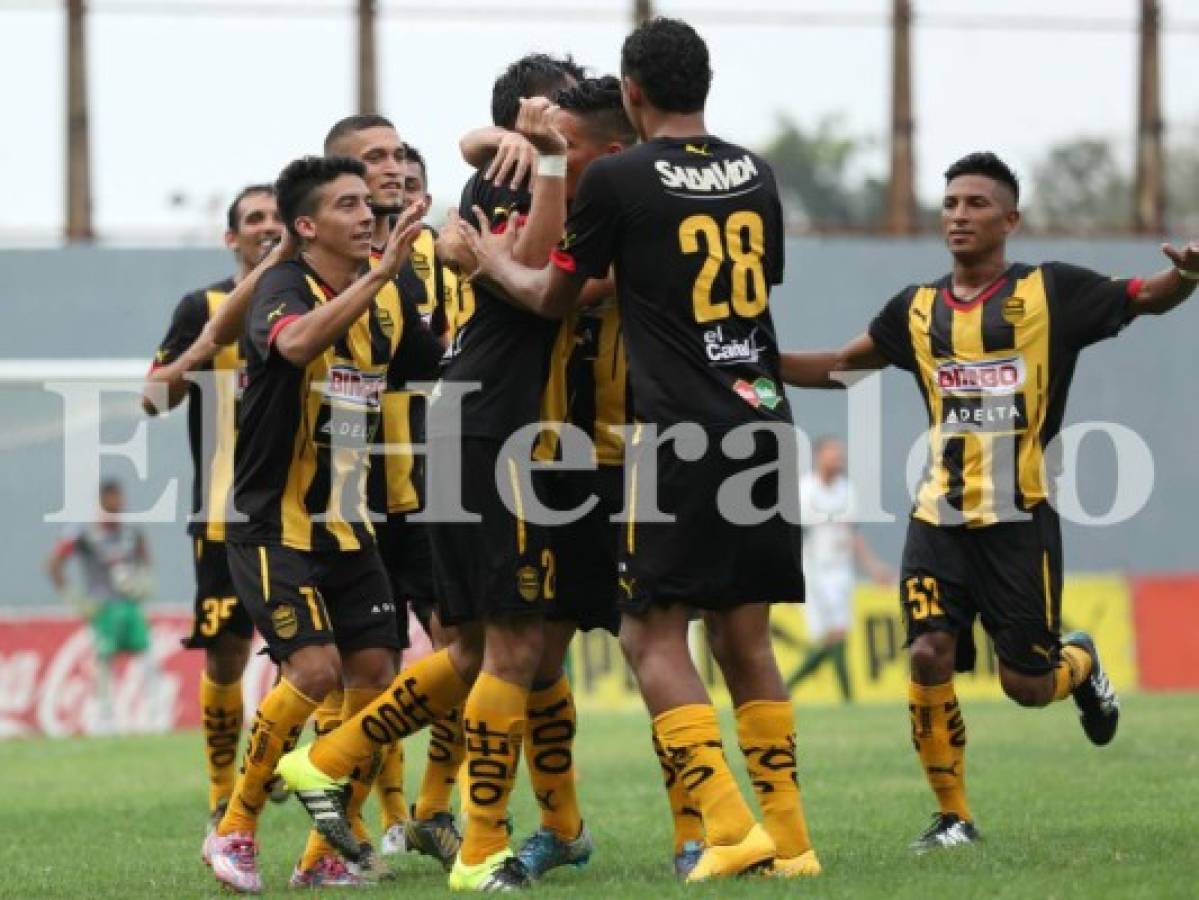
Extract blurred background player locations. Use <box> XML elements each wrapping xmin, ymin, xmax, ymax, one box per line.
<box><xmin>786</xmin><ymin>435</ymin><xmax>893</xmax><ymax>703</ymax></box>
<box><xmin>45</xmin><ymin>479</ymin><xmax>159</xmax><ymax>734</ymax></box>
<box><xmin>781</xmin><ymin>151</ymin><xmax>1198</xmax><ymax>853</ymax></box>
<box><xmin>142</xmin><ymin>184</ymin><xmax>283</xmax><ymax>834</ymax></box>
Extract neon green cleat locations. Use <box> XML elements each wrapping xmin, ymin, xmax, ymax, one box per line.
<box><xmin>448</xmin><ymin>848</ymin><xmax>531</xmax><ymax>891</ymax></box>
<box><xmin>274</xmin><ymin>746</ymin><xmax>360</xmax><ymax>862</ymax></box>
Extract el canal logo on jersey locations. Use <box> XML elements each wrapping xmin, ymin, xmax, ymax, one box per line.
<box><xmin>704</xmin><ymin>324</ymin><xmax>764</xmax><ymax>365</ymax></box>
<box><xmin>655</xmin><ymin>153</ymin><xmax>759</xmax><ymax>194</ymax></box>
<box><xmin>935</xmin><ymin>356</ymin><xmax>1025</xmax><ymax>396</ymax></box>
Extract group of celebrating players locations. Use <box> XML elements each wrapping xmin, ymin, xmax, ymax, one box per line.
<box><xmin>141</xmin><ymin>16</ymin><xmax>1198</xmax><ymax>894</ymax></box>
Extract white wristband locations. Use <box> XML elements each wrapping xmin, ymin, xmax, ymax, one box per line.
<box><xmin>1176</xmin><ymin>267</ymin><xmax>1199</xmax><ymax>281</ymax></box>
<box><xmin>536</xmin><ymin>154</ymin><xmax>567</xmax><ymax>178</ymax></box>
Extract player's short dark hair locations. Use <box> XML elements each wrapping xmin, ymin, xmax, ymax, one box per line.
<box><xmin>226</xmin><ymin>184</ymin><xmax>275</xmax><ymax>233</ymax></box>
<box><xmin>621</xmin><ymin>17</ymin><xmax>711</xmax><ymax>114</ymax></box>
<box><xmin>491</xmin><ymin>53</ymin><xmax>585</xmax><ymax>129</ymax></box>
<box><xmin>404</xmin><ymin>145</ymin><xmax>428</xmax><ymax>185</ymax></box>
<box><xmin>555</xmin><ymin>75</ymin><xmax>636</xmax><ymax>146</ymax></box>
<box><xmin>944</xmin><ymin>152</ymin><xmax>1020</xmax><ymax>205</ymax></box>
<box><xmin>323</xmin><ymin>113</ymin><xmax>397</xmax><ymax>155</ymax></box>
<box><xmin>275</xmin><ymin>155</ymin><xmax>367</xmax><ymax>238</ymax></box>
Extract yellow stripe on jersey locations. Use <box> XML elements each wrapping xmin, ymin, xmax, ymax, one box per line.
<box><xmin>203</xmin><ymin>288</ymin><xmax>243</xmax><ymax>542</ymax></box>
<box><xmin>442</xmin><ymin>273</ymin><xmax>475</xmax><ymax>342</ymax></box>
<box><xmin>592</xmin><ymin>301</ymin><xmax>628</xmax><ymax>466</ymax></box>
<box><xmin>533</xmin><ymin>313</ymin><xmax>576</xmax><ymax>463</ymax></box>
<box><xmin>911</xmin><ymin>271</ymin><xmax>1052</xmax><ymax>526</ymax></box>
<box><xmin>410</xmin><ymin>228</ymin><xmax>439</xmax><ymax>319</ymax></box>
<box><xmin>507</xmin><ymin>458</ymin><xmax>527</xmax><ymax>554</ymax></box>
<box><xmin>381</xmin><ymin>390</ymin><xmax>420</xmax><ymax>513</ymax></box>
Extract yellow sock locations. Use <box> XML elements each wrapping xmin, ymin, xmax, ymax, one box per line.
<box><xmin>525</xmin><ymin>676</ymin><xmax>582</xmax><ymax>840</ymax></box>
<box><xmin>908</xmin><ymin>681</ymin><xmax>971</xmax><ymax>821</ymax></box>
<box><xmin>459</xmin><ymin>672</ymin><xmax>527</xmax><ymax>865</ymax></box>
<box><xmin>342</xmin><ymin>687</ymin><xmax>385</xmax><ymax>845</ymax></box>
<box><xmin>653</xmin><ymin>704</ymin><xmax>756</xmax><ymax>847</ymax></box>
<box><xmin>414</xmin><ymin>706</ymin><xmax>465</xmax><ymax>820</ymax></box>
<box><xmin>652</xmin><ymin>733</ymin><xmax>705</xmax><ymax>853</ymax></box>
<box><xmin>735</xmin><ymin>700</ymin><xmax>813</xmax><ymax>858</ymax></box>
<box><xmin>219</xmin><ymin>678</ymin><xmax>318</xmax><ymax>836</ymax></box>
<box><xmin>299</xmin><ymin>691</ymin><xmax>347</xmax><ymax>870</ymax></box>
<box><xmin>1052</xmin><ymin>645</ymin><xmax>1093</xmax><ymax>702</ymax></box>
<box><xmin>310</xmin><ymin>648</ymin><xmax>471</xmax><ymax>779</ymax></box>
<box><xmin>376</xmin><ymin>743</ymin><xmax>408</xmax><ymax>831</ymax></box>
<box><xmin>200</xmin><ymin>673</ymin><xmax>243</xmax><ymax>813</ymax></box>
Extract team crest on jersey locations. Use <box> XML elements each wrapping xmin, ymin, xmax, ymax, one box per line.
<box><xmin>516</xmin><ymin>565</ymin><xmax>541</xmax><ymax>602</ymax></box>
<box><xmin>271</xmin><ymin>605</ymin><xmax>298</xmax><ymax>640</ymax></box>
<box><xmin>375</xmin><ymin>307</ymin><xmax>395</xmax><ymax>340</ymax></box>
<box><xmin>1002</xmin><ymin>296</ymin><xmax>1025</xmax><ymax>325</ymax></box>
<box><xmin>936</xmin><ymin>356</ymin><xmax>1025</xmax><ymax>396</ymax></box>
<box><xmin>410</xmin><ymin>249</ymin><xmax>431</xmax><ymax>280</ymax></box>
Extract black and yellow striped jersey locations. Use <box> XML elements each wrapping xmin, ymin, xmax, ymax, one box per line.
<box><xmin>869</xmin><ymin>261</ymin><xmax>1137</xmax><ymax>527</ymax></box>
<box><xmin>151</xmin><ymin>276</ymin><xmax>244</xmax><ymax>542</ymax></box>
<box><xmin>229</xmin><ymin>258</ymin><xmax>440</xmax><ymax>552</ymax></box>
<box><xmin>534</xmin><ymin>297</ymin><xmax>631</xmax><ymax>466</ymax></box>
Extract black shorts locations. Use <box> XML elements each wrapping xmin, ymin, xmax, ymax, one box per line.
<box><xmin>899</xmin><ymin>503</ymin><xmax>1064</xmax><ymax>675</ymax></box>
<box><xmin>227</xmin><ymin>542</ymin><xmax>402</xmax><ymax>664</ymax></box>
<box><xmin>376</xmin><ymin>512</ymin><xmax>437</xmax><ymax>645</ymax></box>
<box><xmin>541</xmin><ymin>466</ymin><xmax>622</xmax><ymax>635</ymax></box>
<box><xmin>428</xmin><ymin>436</ymin><xmax>552</xmax><ymax>627</ymax></box>
<box><xmin>619</xmin><ymin>425</ymin><xmax>805</xmax><ymax>615</ymax></box>
<box><xmin>182</xmin><ymin>536</ymin><xmax>254</xmax><ymax>649</ymax></box>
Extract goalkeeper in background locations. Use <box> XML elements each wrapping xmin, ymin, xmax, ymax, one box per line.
<box><xmin>45</xmin><ymin>479</ymin><xmax>159</xmax><ymax>734</ymax></box>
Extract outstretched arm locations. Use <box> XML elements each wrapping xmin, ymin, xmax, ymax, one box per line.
<box><xmin>1130</xmin><ymin>240</ymin><xmax>1199</xmax><ymax>316</ymax></box>
<box><xmin>780</xmin><ymin>332</ymin><xmax>888</xmax><ymax>388</ymax></box>
<box><xmin>459</xmin><ymin>126</ymin><xmax>539</xmax><ymax>191</ymax></box>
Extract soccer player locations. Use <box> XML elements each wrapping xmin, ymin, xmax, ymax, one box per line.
<box><xmin>321</xmin><ymin>115</ymin><xmax>464</xmax><ymax>868</ymax></box>
<box><xmin>142</xmin><ymin>184</ymin><xmax>282</xmax><ymax>831</ymax></box>
<box><xmin>785</xmin><ymin>436</ymin><xmax>893</xmax><ymax>702</ymax></box>
<box><xmin>272</xmin><ymin>53</ymin><xmax>585</xmax><ymax>892</ymax></box>
<box><xmin>778</xmin><ymin>151</ymin><xmax>1198</xmax><ymax>852</ymax></box>
<box><xmin>201</xmin><ymin>155</ymin><xmax>432</xmax><ymax>892</ymax></box>
<box><xmin>46</xmin><ymin>479</ymin><xmax>158</xmax><ymax>734</ymax></box>
<box><xmin>457</xmin><ymin>18</ymin><xmax>821</xmax><ymax>881</ymax></box>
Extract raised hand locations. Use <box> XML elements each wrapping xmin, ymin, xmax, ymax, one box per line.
<box><xmin>485</xmin><ymin>131</ymin><xmax>539</xmax><ymax>191</ymax></box>
<box><xmin>514</xmin><ymin>96</ymin><xmax>567</xmax><ymax>157</ymax></box>
<box><xmin>377</xmin><ymin>199</ymin><xmax>428</xmax><ymax>280</ymax></box>
<box><xmin>456</xmin><ymin>205</ymin><xmax>521</xmax><ymax>281</ymax></box>
<box><xmin>1162</xmin><ymin>239</ymin><xmax>1199</xmax><ymax>275</ymax></box>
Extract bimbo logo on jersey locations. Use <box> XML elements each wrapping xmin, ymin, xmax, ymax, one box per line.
<box><xmin>655</xmin><ymin>153</ymin><xmax>759</xmax><ymax>193</ymax></box>
<box><xmin>324</xmin><ymin>365</ymin><xmax>384</xmax><ymax>408</ymax></box>
<box><xmin>936</xmin><ymin>356</ymin><xmax>1026</xmax><ymax>395</ymax></box>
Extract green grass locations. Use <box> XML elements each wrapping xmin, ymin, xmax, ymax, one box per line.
<box><xmin>1</xmin><ymin>694</ymin><xmax>1195</xmax><ymax>898</ymax></box>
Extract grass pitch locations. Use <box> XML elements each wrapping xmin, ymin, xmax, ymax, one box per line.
<box><xmin>1</xmin><ymin>694</ymin><xmax>1194</xmax><ymax>899</ymax></box>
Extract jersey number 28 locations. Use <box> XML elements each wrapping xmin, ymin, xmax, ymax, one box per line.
<box><xmin>678</xmin><ymin>211</ymin><xmax>767</xmax><ymax>323</ymax></box>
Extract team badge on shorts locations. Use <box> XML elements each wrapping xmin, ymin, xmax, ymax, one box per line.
<box><xmin>516</xmin><ymin>566</ymin><xmax>541</xmax><ymax>603</ymax></box>
<box><xmin>271</xmin><ymin>604</ymin><xmax>298</xmax><ymax>640</ymax></box>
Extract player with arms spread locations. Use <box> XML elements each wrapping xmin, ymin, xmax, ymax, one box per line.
<box><xmin>779</xmin><ymin>151</ymin><xmax>1199</xmax><ymax>853</ymax></box>
<box><xmin>459</xmin><ymin>18</ymin><xmax>820</xmax><ymax>882</ymax></box>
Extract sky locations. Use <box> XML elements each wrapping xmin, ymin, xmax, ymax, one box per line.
<box><xmin>2</xmin><ymin>0</ymin><xmax>1198</xmax><ymax>242</ymax></box>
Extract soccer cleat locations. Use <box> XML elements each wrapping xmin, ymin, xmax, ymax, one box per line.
<box><xmin>404</xmin><ymin>810</ymin><xmax>463</xmax><ymax>871</ymax></box>
<box><xmin>909</xmin><ymin>813</ymin><xmax>980</xmax><ymax>854</ymax></box>
<box><xmin>205</xmin><ymin>830</ymin><xmax>263</xmax><ymax>894</ymax></box>
<box><xmin>516</xmin><ymin>823</ymin><xmax>594</xmax><ymax>880</ymax></box>
<box><xmin>356</xmin><ymin>842</ymin><xmax>395</xmax><ymax>883</ymax></box>
<box><xmin>672</xmin><ymin>840</ymin><xmax>704</xmax><ymax>879</ymax></box>
<box><xmin>203</xmin><ymin>798</ymin><xmax>229</xmax><ymax>866</ymax></box>
<box><xmin>685</xmin><ymin>823</ymin><xmax>776</xmax><ymax>883</ymax></box>
<box><xmin>448</xmin><ymin>848</ymin><xmax>531</xmax><ymax>891</ymax></box>
<box><xmin>380</xmin><ymin>822</ymin><xmax>409</xmax><ymax>856</ymax></box>
<box><xmin>1062</xmin><ymin>631</ymin><xmax>1120</xmax><ymax>746</ymax></box>
<box><xmin>275</xmin><ymin>746</ymin><xmax>361</xmax><ymax>862</ymax></box>
<box><xmin>288</xmin><ymin>854</ymin><xmax>366</xmax><ymax>888</ymax></box>
<box><xmin>770</xmin><ymin>849</ymin><xmax>823</xmax><ymax>878</ymax></box>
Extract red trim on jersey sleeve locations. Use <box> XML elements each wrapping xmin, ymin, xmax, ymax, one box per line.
<box><xmin>550</xmin><ymin>248</ymin><xmax>577</xmax><ymax>274</ymax></box>
<box><xmin>1126</xmin><ymin>277</ymin><xmax>1144</xmax><ymax>299</ymax></box>
<box><xmin>267</xmin><ymin>314</ymin><xmax>303</xmax><ymax>348</ymax></box>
